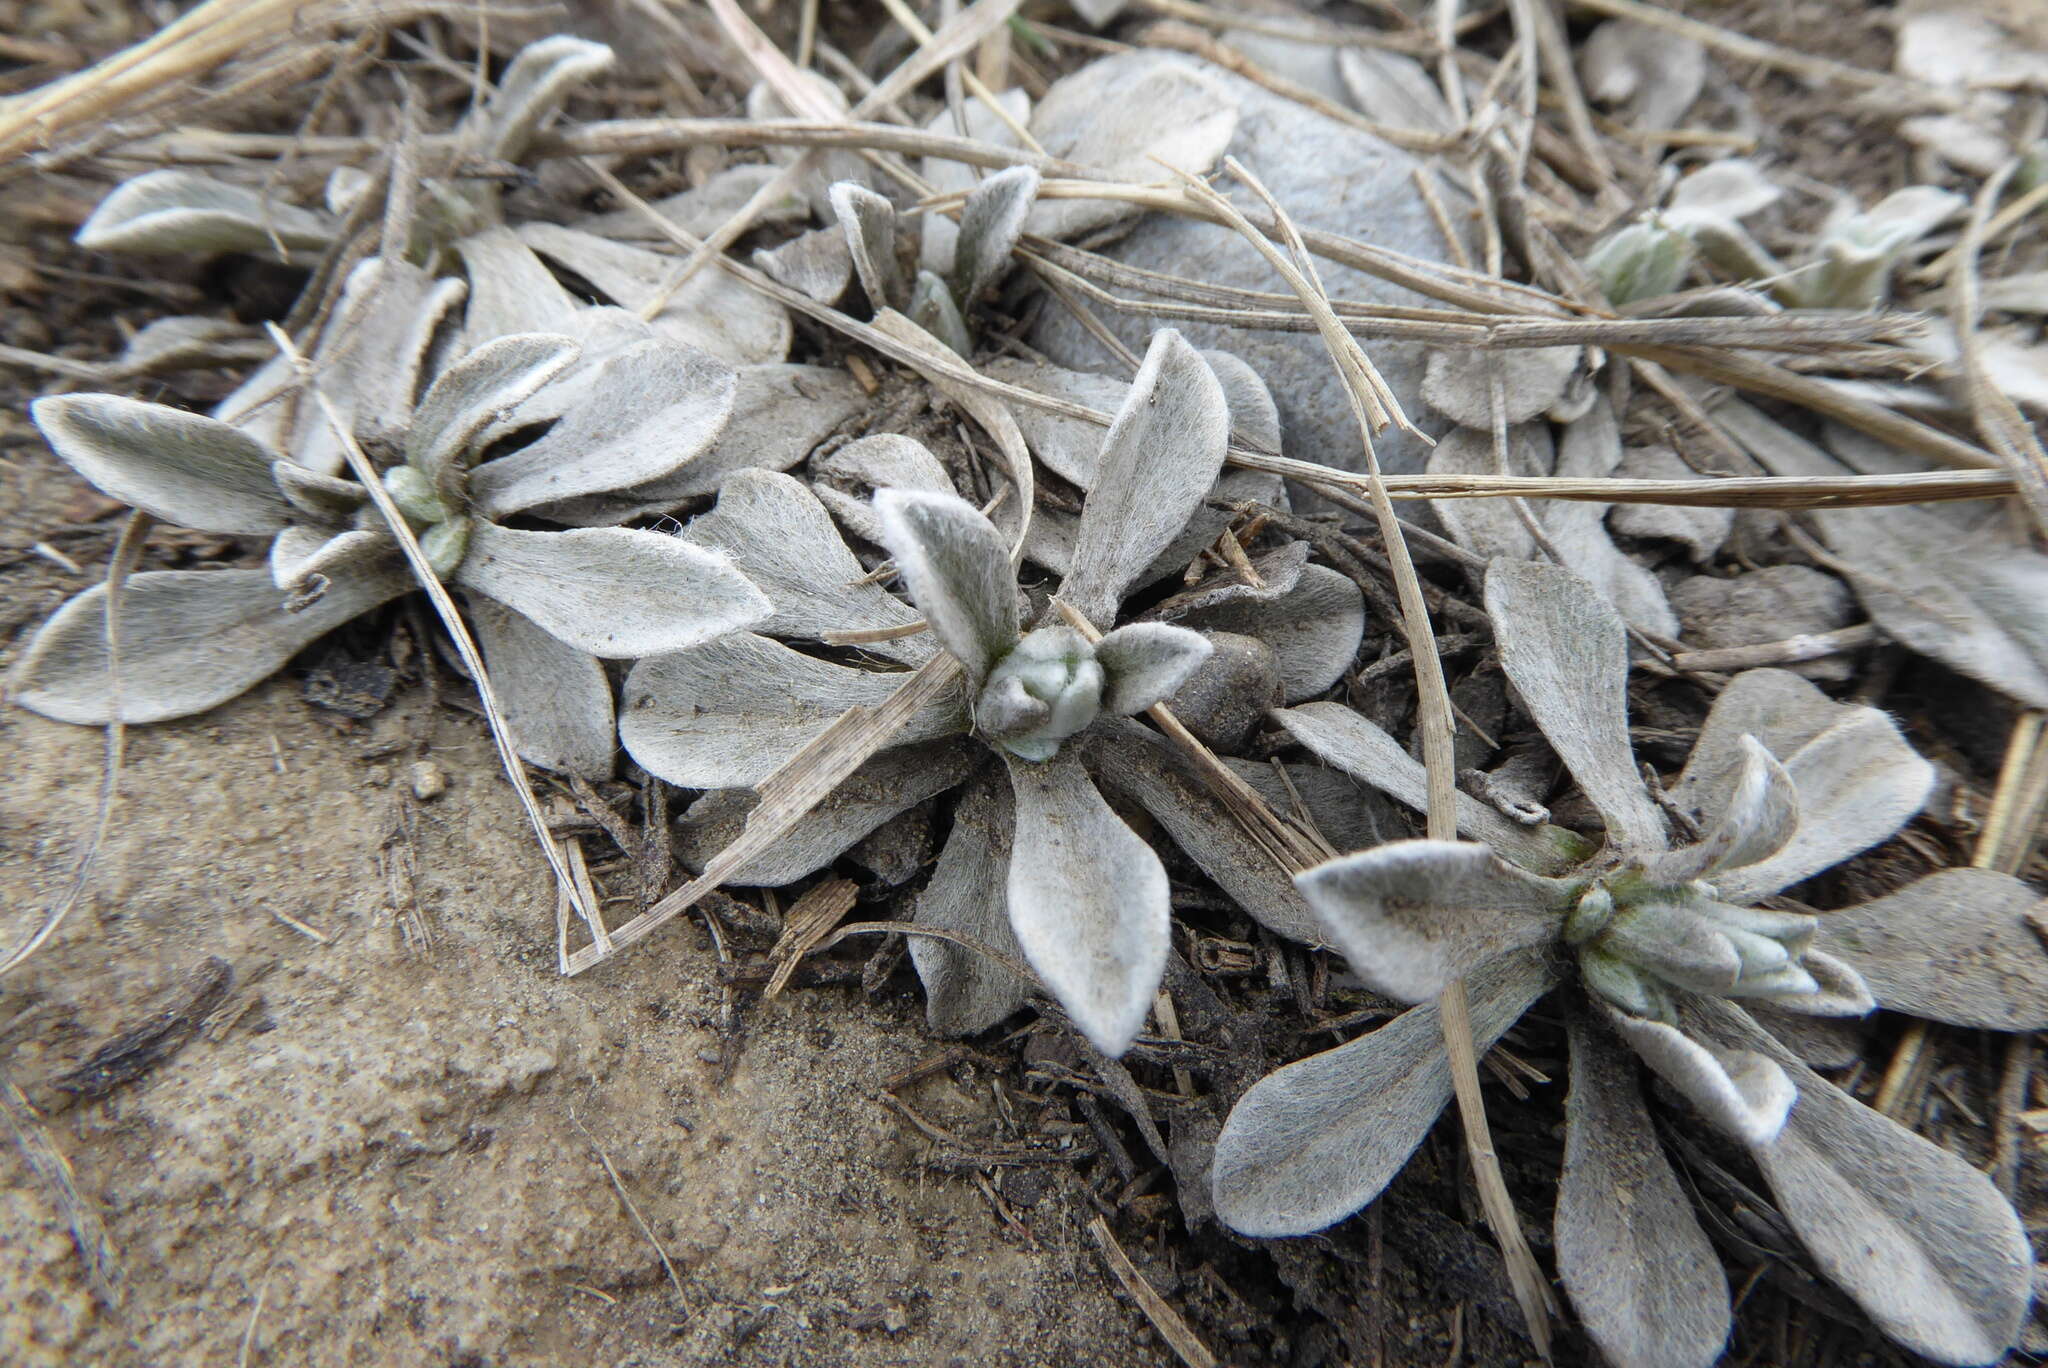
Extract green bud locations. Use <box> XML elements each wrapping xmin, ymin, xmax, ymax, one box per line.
<box><xmin>420</xmin><ymin>516</ymin><xmax>471</xmax><ymax>576</ymax></box>
<box><xmin>385</xmin><ymin>464</ymin><xmax>452</xmax><ymax>526</ymax></box>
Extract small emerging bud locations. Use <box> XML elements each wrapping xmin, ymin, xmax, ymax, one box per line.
<box><xmin>385</xmin><ymin>464</ymin><xmax>453</xmax><ymax>527</ymax></box>
<box><xmin>977</xmin><ymin>625</ymin><xmax>1104</xmax><ymax>762</ymax></box>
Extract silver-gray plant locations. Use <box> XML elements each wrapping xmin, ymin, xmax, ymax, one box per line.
<box><xmin>1213</xmin><ymin>559</ymin><xmax>2046</xmax><ymax>1368</ymax></box>
<box><xmin>9</xmin><ymin>314</ymin><xmax>770</xmax><ymax>779</ymax></box>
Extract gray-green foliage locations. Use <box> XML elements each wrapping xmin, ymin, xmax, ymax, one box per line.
<box><xmin>1218</xmin><ymin>559</ymin><xmax>2045</xmax><ymax>1368</ymax></box>
<box><xmin>11</xmin><ymin>312</ymin><xmax>769</xmax><ymax>779</ymax></box>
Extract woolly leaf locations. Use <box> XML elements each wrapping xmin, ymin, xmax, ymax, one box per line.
<box><xmin>1557</xmin><ymin>1007</ymin><xmax>1731</xmax><ymax>1368</ymax></box>
<box><xmin>1600</xmin><ymin>1002</ymin><xmax>1794</xmax><ymax>1146</ymax></box>
<box><xmin>1210</xmin><ymin>950</ymin><xmax>1557</xmax><ymax>1236</ymax></box>
<box><xmin>1422</xmin><ymin>346</ymin><xmax>1581</xmax><ymax>426</ymax></box>
<box><xmin>1161</xmin><ymin>563</ymin><xmax>1364</xmax><ymax>703</ymax></box>
<box><xmin>1688</xmin><ymin>996</ymin><xmax>2033</xmax><ymax>1365</ymax></box>
<box><xmin>813</xmin><ymin>432</ymin><xmax>956</xmax><ymax>546</ymax></box>
<box><xmin>908</xmin><ymin>269</ymin><xmax>972</xmax><ymax>356</ymax></box>
<box><xmin>1094</xmin><ymin>622</ymin><xmax>1212</xmax><ymax>715</ymax></box>
<box><xmin>452</xmin><ymin>524</ymin><xmax>769</xmax><ymax>659</ymax></box>
<box><xmin>830</xmin><ymin>181</ymin><xmax>905</xmax><ymax>312</ymax></box>
<box><xmin>1004</xmin><ymin>751</ymin><xmax>1170</xmax><ymax>1056</ymax></box>
<box><xmin>1274</xmin><ymin>702</ymin><xmax>1590</xmax><ymax>875</ymax></box>
<box><xmin>1642</xmin><ymin>736</ymin><xmax>1798</xmax><ymax>886</ymax></box>
<box><xmin>1485</xmin><ymin>559</ymin><xmax>1666</xmax><ymax>854</ymax></box>
<box><xmin>10</xmin><ymin>566</ymin><xmax>409</xmax><ymax>725</ymax></box>
<box><xmin>1300</xmin><ymin>840</ymin><xmax>1572</xmax><ymax>1002</ymax></box>
<box><xmin>473</xmin><ymin>35</ymin><xmax>614</xmax><ymax>162</ymax></box>
<box><xmin>873</xmin><ymin>488</ymin><xmax>1018</xmax><ymax>689</ymax></box>
<box><xmin>910</xmin><ymin>765</ymin><xmax>1034</xmax><ymax>1036</ymax></box>
<box><xmin>1820</xmin><ymin>869</ymin><xmax>2048</xmax><ymax>1030</ymax></box>
<box><xmin>682</xmin><ymin>469</ymin><xmax>930</xmax><ymax>664</ymax></box>
<box><xmin>467</xmin><ymin>340</ymin><xmax>737</xmax><ymax>516</ymax></box>
<box><xmin>951</xmin><ymin>164</ymin><xmax>1040</xmax><ymax>305</ymax></box>
<box><xmin>466</xmin><ymin>596</ymin><xmax>616</xmax><ymax>779</ymax></box>
<box><xmin>406</xmin><ymin>333</ymin><xmax>580</xmax><ymax>484</ymax></box>
<box><xmin>1064</xmin><ymin>330</ymin><xmax>1231</xmax><ymax>627</ymax></box>
<box><xmin>75</xmin><ymin>169</ymin><xmax>333</xmax><ymax>257</ymax></box>
<box><xmin>621</xmin><ymin>633</ymin><xmax>967</xmax><ymax>790</ymax></box>
<box><xmin>31</xmin><ymin>394</ymin><xmax>295</xmax><ymax>534</ymax></box>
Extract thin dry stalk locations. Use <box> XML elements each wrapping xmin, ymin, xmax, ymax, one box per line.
<box><xmin>265</xmin><ymin>325</ymin><xmax>603</xmax><ymax>969</ymax></box>
<box><xmin>1175</xmin><ymin>156</ymin><xmax>1555</xmax><ymax>1354</ymax></box>
<box><xmin>0</xmin><ymin>1067</ymin><xmax>119</xmax><ymax>1308</ymax></box>
<box><xmin>765</xmin><ymin>877</ymin><xmax>861</xmax><ymax>998</ymax></box>
<box><xmin>570</xmin><ymin>1110</ymin><xmax>691</xmax><ymax>1311</ymax></box>
<box><xmin>0</xmin><ymin>511</ymin><xmax>149</xmax><ymax>978</ymax></box>
<box><xmin>1950</xmin><ymin>159</ymin><xmax>2048</xmax><ymax>540</ymax></box>
<box><xmin>1088</xmin><ymin>1216</ymin><xmax>1219</xmax><ymax>1368</ymax></box>
<box><xmin>566</xmin><ymin>655</ymin><xmax>963</xmax><ymax>975</ymax></box>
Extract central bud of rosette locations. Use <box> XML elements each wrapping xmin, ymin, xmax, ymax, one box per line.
<box><xmin>1563</xmin><ymin>869</ymin><xmax>1822</xmax><ymax>1023</ymax></box>
<box><xmin>381</xmin><ymin>465</ymin><xmax>472</xmax><ymax>576</ymax></box>
<box><xmin>975</xmin><ymin>625</ymin><xmax>1106</xmax><ymax>762</ymax></box>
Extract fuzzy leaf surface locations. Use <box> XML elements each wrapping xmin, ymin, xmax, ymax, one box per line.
<box><xmin>1003</xmin><ymin>750</ymin><xmax>1170</xmax><ymax>1057</ymax></box>
<box><xmin>32</xmin><ymin>394</ymin><xmax>296</xmax><ymax>535</ymax></box>
<box><xmin>452</xmin><ymin>524</ymin><xmax>769</xmax><ymax>659</ymax></box>
<box><xmin>873</xmin><ymin>489</ymin><xmax>1018</xmax><ymax>688</ymax></box>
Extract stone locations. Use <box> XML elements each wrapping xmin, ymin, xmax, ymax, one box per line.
<box><xmin>1029</xmin><ymin>51</ymin><xmax>1472</xmax><ymax>478</ymax></box>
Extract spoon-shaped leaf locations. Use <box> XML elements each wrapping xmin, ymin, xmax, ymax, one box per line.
<box><xmin>1485</xmin><ymin>558</ymin><xmax>1666</xmax><ymax>854</ymax></box>
<box><xmin>1299</xmin><ymin>840</ymin><xmax>1574</xmax><ymax>1003</ymax></box>
<box><xmin>873</xmin><ymin>489</ymin><xmax>1019</xmax><ymax>689</ymax></box>
<box><xmin>466</xmin><ymin>340</ymin><xmax>738</xmax><ymax>516</ymax></box>
<box><xmin>1274</xmin><ymin>702</ymin><xmax>1591</xmax><ymax>875</ymax></box>
<box><xmin>1003</xmin><ymin>750</ymin><xmax>1171</xmax><ymax>1057</ymax></box>
<box><xmin>473</xmin><ymin>35</ymin><xmax>614</xmax><ymax>162</ymax></box>
<box><xmin>467</xmin><ymin>597</ymin><xmax>616</xmax><ymax>779</ymax></box>
<box><xmin>1819</xmin><ymin>868</ymin><xmax>2048</xmax><ymax>1030</ymax></box>
<box><xmin>1599</xmin><ymin>1001</ymin><xmax>1793</xmax><ymax>1146</ymax></box>
<box><xmin>452</xmin><ymin>524</ymin><xmax>769</xmax><ymax>659</ymax></box>
<box><xmin>1558</xmin><ymin>1006</ymin><xmax>1731</xmax><ymax>1368</ymax></box>
<box><xmin>683</xmin><ymin>469</ymin><xmax>931</xmax><ymax>663</ymax></box>
<box><xmin>32</xmin><ymin>394</ymin><xmax>297</xmax><ymax>535</ymax></box>
<box><xmin>621</xmin><ymin>633</ymin><xmax>968</xmax><ymax>790</ymax></box>
<box><xmin>1063</xmin><ymin>330</ymin><xmax>1231</xmax><ymax>627</ymax></box>
<box><xmin>1687</xmin><ymin>996</ymin><xmax>2033</xmax><ymax>1365</ymax></box>
<box><xmin>1211</xmin><ymin>949</ymin><xmax>1557</xmax><ymax>1236</ymax></box>
<box><xmin>75</xmin><ymin>168</ymin><xmax>334</xmax><ymax>257</ymax></box>
<box><xmin>406</xmin><ymin>333</ymin><xmax>581</xmax><ymax>486</ymax></box>
<box><xmin>1163</xmin><ymin>563</ymin><xmax>1365</xmax><ymax>703</ymax></box>
<box><xmin>830</xmin><ymin>181</ymin><xmax>905</xmax><ymax>312</ymax></box>
<box><xmin>951</xmin><ymin>164</ymin><xmax>1040</xmax><ymax>306</ymax></box>
<box><xmin>10</xmin><ymin>565</ymin><xmax>410</xmax><ymax>724</ymax></box>
<box><xmin>1094</xmin><ymin>622</ymin><xmax>1212</xmax><ymax>716</ymax></box>
<box><xmin>678</xmin><ymin>740</ymin><xmax>983</xmax><ymax>887</ymax></box>
<box><xmin>1641</xmin><ymin>735</ymin><xmax>1798</xmax><ymax>886</ymax></box>
<box><xmin>910</xmin><ymin>765</ymin><xmax>1035</xmax><ymax>1037</ymax></box>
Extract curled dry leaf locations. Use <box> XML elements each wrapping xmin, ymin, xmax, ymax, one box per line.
<box><xmin>471</xmin><ymin>34</ymin><xmax>615</xmax><ymax>162</ymax></box>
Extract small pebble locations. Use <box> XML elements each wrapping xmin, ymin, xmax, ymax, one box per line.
<box><xmin>409</xmin><ymin>760</ymin><xmax>447</xmax><ymax>801</ymax></box>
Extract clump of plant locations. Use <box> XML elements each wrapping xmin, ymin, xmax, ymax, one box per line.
<box><xmin>831</xmin><ymin>166</ymin><xmax>1041</xmax><ymax>354</ymax></box>
<box><xmin>9</xmin><ymin>317</ymin><xmax>769</xmax><ymax>779</ymax></box>
<box><xmin>621</xmin><ymin>328</ymin><xmax>1372</xmax><ymax>1053</ymax></box>
<box><xmin>1215</xmin><ymin>558</ymin><xmax>2046</xmax><ymax>1368</ymax></box>
<box><xmin>1583</xmin><ymin>159</ymin><xmax>1964</xmax><ymax>308</ymax></box>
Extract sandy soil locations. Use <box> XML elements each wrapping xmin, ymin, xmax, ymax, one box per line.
<box><xmin>0</xmin><ymin>561</ymin><xmax>1172</xmax><ymax>1366</ymax></box>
